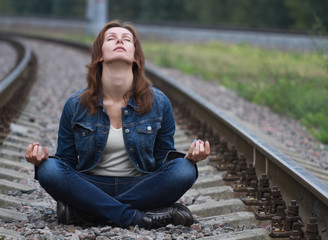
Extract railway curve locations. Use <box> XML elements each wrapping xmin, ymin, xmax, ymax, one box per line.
<box><xmin>0</xmin><ymin>36</ymin><xmax>37</xmax><ymax>143</ymax></box>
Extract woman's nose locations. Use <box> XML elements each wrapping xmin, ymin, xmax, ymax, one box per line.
<box><xmin>116</xmin><ymin>38</ymin><xmax>123</xmax><ymax>44</ymax></box>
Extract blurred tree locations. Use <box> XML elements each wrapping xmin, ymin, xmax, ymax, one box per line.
<box><xmin>139</xmin><ymin>0</ymin><xmax>185</xmax><ymax>22</ymax></box>
<box><xmin>0</xmin><ymin>0</ymin><xmax>86</xmax><ymax>18</ymax></box>
<box><xmin>188</xmin><ymin>0</ymin><xmax>225</xmax><ymax>24</ymax></box>
<box><xmin>0</xmin><ymin>0</ymin><xmax>327</xmax><ymax>32</ymax></box>
<box><xmin>52</xmin><ymin>0</ymin><xmax>86</xmax><ymax>18</ymax></box>
<box><xmin>0</xmin><ymin>0</ymin><xmax>13</xmax><ymax>14</ymax></box>
<box><xmin>284</xmin><ymin>0</ymin><xmax>314</xmax><ymax>30</ymax></box>
<box><xmin>248</xmin><ymin>0</ymin><xmax>292</xmax><ymax>29</ymax></box>
<box><xmin>284</xmin><ymin>0</ymin><xmax>328</xmax><ymax>31</ymax></box>
<box><xmin>109</xmin><ymin>0</ymin><xmax>142</xmax><ymax>21</ymax></box>
<box><xmin>10</xmin><ymin>0</ymin><xmax>53</xmax><ymax>16</ymax></box>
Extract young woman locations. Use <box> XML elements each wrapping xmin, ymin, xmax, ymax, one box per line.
<box><xmin>25</xmin><ymin>21</ymin><xmax>210</xmax><ymax>229</ymax></box>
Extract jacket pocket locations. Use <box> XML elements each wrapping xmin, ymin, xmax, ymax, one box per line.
<box><xmin>72</xmin><ymin>122</ymin><xmax>96</xmax><ymax>154</ymax></box>
<box><xmin>136</xmin><ymin>121</ymin><xmax>161</xmax><ymax>151</ymax></box>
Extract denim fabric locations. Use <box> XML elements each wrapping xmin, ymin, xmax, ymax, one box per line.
<box><xmin>55</xmin><ymin>87</ymin><xmax>176</xmax><ymax>173</ymax></box>
<box><xmin>37</xmin><ymin>156</ymin><xmax>197</xmax><ymax>227</ymax></box>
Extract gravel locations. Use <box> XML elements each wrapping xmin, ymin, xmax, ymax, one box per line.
<box><xmin>0</xmin><ymin>37</ymin><xmax>326</xmax><ymax>238</ymax></box>
<box><xmin>3</xmin><ymin>181</ymin><xmax>244</xmax><ymax>239</ymax></box>
<box><xmin>19</xmin><ymin>39</ymin><xmax>89</xmax><ymax>153</ymax></box>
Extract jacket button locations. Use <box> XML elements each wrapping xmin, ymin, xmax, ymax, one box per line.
<box><xmin>125</xmin><ymin>129</ymin><xmax>130</xmax><ymax>134</ymax></box>
<box><xmin>147</xmin><ymin>126</ymin><xmax>152</xmax><ymax>131</ymax></box>
<box><xmin>129</xmin><ymin>148</ymin><xmax>134</xmax><ymax>152</ymax></box>
<box><xmin>81</xmin><ymin>132</ymin><xmax>86</xmax><ymax>137</ymax></box>
<box><xmin>124</xmin><ymin>110</ymin><xmax>129</xmax><ymax>115</ymax></box>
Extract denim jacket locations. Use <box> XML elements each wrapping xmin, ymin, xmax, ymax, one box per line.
<box><xmin>54</xmin><ymin>87</ymin><xmax>180</xmax><ymax>174</ymax></box>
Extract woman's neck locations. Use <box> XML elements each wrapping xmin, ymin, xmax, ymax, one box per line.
<box><xmin>101</xmin><ymin>62</ymin><xmax>133</xmax><ymax>102</ymax></box>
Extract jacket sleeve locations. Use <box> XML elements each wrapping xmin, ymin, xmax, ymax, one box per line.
<box><xmin>54</xmin><ymin>98</ymin><xmax>79</xmax><ymax>168</ymax></box>
<box><xmin>34</xmin><ymin>98</ymin><xmax>78</xmax><ymax>180</ymax></box>
<box><xmin>153</xmin><ymin>94</ymin><xmax>177</xmax><ymax>169</ymax></box>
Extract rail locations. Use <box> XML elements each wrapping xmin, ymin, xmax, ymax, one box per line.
<box><xmin>0</xmin><ymin>35</ymin><xmax>37</xmax><ymax>139</ymax></box>
<box><xmin>145</xmin><ymin>63</ymin><xmax>328</xmax><ymax>230</ymax></box>
<box><xmin>0</xmin><ymin>37</ymin><xmax>31</xmax><ymax>106</ymax></box>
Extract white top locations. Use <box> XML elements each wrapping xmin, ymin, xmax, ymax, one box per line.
<box><xmin>87</xmin><ymin>125</ymin><xmax>141</xmax><ymax>177</ymax></box>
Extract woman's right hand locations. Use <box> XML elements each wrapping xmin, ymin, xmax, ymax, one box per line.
<box><xmin>25</xmin><ymin>142</ymin><xmax>49</xmax><ymax>166</ymax></box>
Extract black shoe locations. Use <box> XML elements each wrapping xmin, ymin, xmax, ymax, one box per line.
<box><xmin>57</xmin><ymin>201</ymin><xmax>75</xmax><ymax>225</ymax></box>
<box><xmin>136</xmin><ymin>216</ymin><xmax>153</xmax><ymax>229</ymax></box>
<box><xmin>145</xmin><ymin>203</ymin><xmax>194</xmax><ymax>228</ymax></box>
<box><xmin>57</xmin><ymin>201</ymin><xmax>86</xmax><ymax>225</ymax></box>
<box><xmin>57</xmin><ymin>201</ymin><xmax>108</xmax><ymax>225</ymax></box>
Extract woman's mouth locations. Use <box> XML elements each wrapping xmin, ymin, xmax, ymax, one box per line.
<box><xmin>114</xmin><ymin>47</ymin><xmax>126</xmax><ymax>51</ymax></box>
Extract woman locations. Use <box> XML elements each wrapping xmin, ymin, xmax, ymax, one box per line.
<box><xmin>25</xmin><ymin>21</ymin><xmax>210</xmax><ymax>229</ymax></box>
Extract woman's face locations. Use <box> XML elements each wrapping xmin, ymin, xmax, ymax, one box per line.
<box><xmin>101</xmin><ymin>27</ymin><xmax>135</xmax><ymax>64</ymax></box>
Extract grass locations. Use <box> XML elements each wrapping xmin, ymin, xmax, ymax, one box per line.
<box><xmin>3</xmin><ymin>25</ymin><xmax>327</xmax><ymax>144</ymax></box>
<box><xmin>141</xmin><ymin>40</ymin><xmax>328</xmax><ymax>144</ymax></box>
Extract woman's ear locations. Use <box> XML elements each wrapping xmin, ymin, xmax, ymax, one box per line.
<box><xmin>134</xmin><ymin>58</ymin><xmax>140</xmax><ymax>68</ymax></box>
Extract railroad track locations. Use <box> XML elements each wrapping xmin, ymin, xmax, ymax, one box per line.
<box><xmin>0</xmin><ymin>35</ymin><xmax>327</xmax><ymax>239</ymax></box>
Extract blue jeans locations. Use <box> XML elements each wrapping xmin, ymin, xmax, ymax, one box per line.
<box><xmin>37</xmin><ymin>157</ymin><xmax>197</xmax><ymax>227</ymax></box>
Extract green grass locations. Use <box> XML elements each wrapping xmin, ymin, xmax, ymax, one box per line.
<box><xmin>4</xmin><ymin>25</ymin><xmax>327</xmax><ymax>144</ymax></box>
<box><xmin>142</xmin><ymin>40</ymin><xmax>328</xmax><ymax>144</ymax></box>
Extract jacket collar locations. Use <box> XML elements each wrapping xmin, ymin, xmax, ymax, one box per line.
<box><xmin>97</xmin><ymin>93</ymin><xmax>140</xmax><ymax>110</ymax></box>
<box><xmin>127</xmin><ymin>96</ymin><xmax>141</xmax><ymax>109</ymax></box>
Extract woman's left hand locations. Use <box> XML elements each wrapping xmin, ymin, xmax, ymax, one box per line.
<box><xmin>185</xmin><ymin>139</ymin><xmax>210</xmax><ymax>164</ymax></box>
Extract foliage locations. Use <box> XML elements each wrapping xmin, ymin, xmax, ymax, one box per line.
<box><xmin>0</xmin><ymin>0</ymin><xmax>86</xmax><ymax>18</ymax></box>
<box><xmin>142</xmin><ymin>40</ymin><xmax>328</xmax><ymax>143</ymax></box>
<box><xmin>0</xmin><ymin>0</ymin><xmax>328</xmax><ymax>32</ymax></box>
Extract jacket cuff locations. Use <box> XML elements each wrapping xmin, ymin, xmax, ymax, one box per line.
<box><xmin>34</xmin><ymin>165</ymin><xmax>38</xmax><ymax>180</ymax></box>
<box><xmin>166</xmin><ymin>151</ymin><xmax>186</xmax><ymax>161</ymax></box>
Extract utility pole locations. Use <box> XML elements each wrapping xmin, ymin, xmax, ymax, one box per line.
<box><xmin>86</xmin><ymin>0</ymin><xmax>108</xmax><ymax>36</ymax></box>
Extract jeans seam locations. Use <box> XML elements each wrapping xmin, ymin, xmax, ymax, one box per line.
<box><xmin>78</xmin><ymin>175</ymin><xmax>116</xmax><ymax>186</ymax></box>
<box><xmin>115</xmin><ymin>165</ymin><xmax>169</xmax><ymax>199</ymax></box>
<box><xmin>127</xmin><ymin>209</ymin><xmax>137</xmax><ymax>226</ymax></box>
<box><xmin>78</xmin><ymin>174</ymin><xmax>143</xmax><ymax>186</ymax></box>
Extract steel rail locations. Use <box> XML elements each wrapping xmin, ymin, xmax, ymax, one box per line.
<box><xmin>145</xmin><ymin>64</ymin><xmax>328</xmax><ymax>231</ymax></box>
<box><xmin>1</xmin><ymin>34</ymin><xmax>327</xmax><ymax>232</ymax></box>
<box><xmin>0</xmin><ymin>36</ymin><xmax>33</xmax><ymax>108</ymax></box>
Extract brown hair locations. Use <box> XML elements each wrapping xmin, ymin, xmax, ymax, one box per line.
<box><xmin>81</xmin><ymin>21</ymin><xmax>153</xmax><ymax>115</ymax></box>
